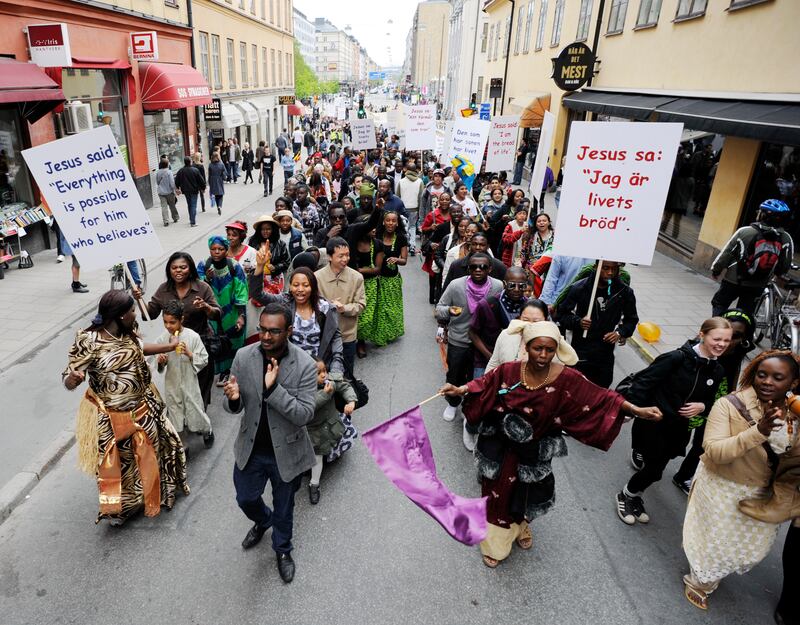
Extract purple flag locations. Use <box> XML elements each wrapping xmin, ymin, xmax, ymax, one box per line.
<box><xmin>362</xmin><ymin>406</ymin><xmax>487</xmax><ymax>546</ymax></box>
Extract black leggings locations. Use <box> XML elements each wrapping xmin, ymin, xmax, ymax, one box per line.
<box><xmin>778</xmin><ymin>523</ymin><xmax>800</xmax><ymax>624</ymax></box>
<box><xmin>244</xmin><ymin>169</ymin><xmax>254</xmax><ymax>183</ymax></box>
<box><xmin>445</xmin><ymin>344</ymin><xmax>474</xmax><ymax>407</ymax></box>
<box><xmin>627</xmin><ymin>448</ymin><xmax>673</xmax><ymax>494</ymax></box>
<box><xmin>674</xmin><ymin>424</ymin><xmax>705</xmax><ymax>483</ymax></box>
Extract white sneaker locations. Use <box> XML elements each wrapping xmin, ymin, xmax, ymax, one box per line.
<box><xmin>442</xmin><ymin>405</ymin><xmax>457</xmax><ymax>422</ymax></box>
<box><xmin>56</xmin><ymin>255</ymin><xmax>65</xmax><ymax>263</ymax></box>
<box><xmin>462</xmin><ymin>421</ymin><xmax>477</xmax><ymax>452</ymax></box>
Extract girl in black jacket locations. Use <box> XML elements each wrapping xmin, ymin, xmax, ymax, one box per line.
<box><xmin>615</xmin><ymin>317</ymin><xmax>732</xmax><ymax>525</ymax></box>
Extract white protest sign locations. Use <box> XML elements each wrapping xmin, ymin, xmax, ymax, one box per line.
<box><xmin>324</xmin><ymin>103</ymin><xmax>336</xmax><ymax>118</ymax></box>
<box><xmin>448</xmin><ymin>117</ymin><xmax>490</xmax><ymax>164</ymax></box>
<box><xmin>485</xmin><ymin>115</ymin><xmax>520</xmax><ymax>173</ymax></box>
<box><xmin>350</xmin><ymin>118</ymin><xmax>377</xmax><ymax>150</ymax></box>
<box><xmin>22</xmin><ymin>125</ymin><xmax>162</xmax><ymax>271</ymax></box>
<box><xmin>552</xmin><ymin>121</ymin><xmax>683</xmax><ymax>266</ymax></box>
<box><xmin>529</xmin><ymin>110</ymin><xmax>556</xmax><ymax>199</ymax></box>
<box><xmin>404</xmin><ymin>104</ymin><xmax>437</xmax><ymax>150</ymax></box>
<box><xmin>336</xmin><ymin>106</ymin><xmax>347</xmax><ymax>121</ymax></box>
<box><xmin>436</xmin><ymin>120</ymin><xmax>453</xmax><ymax>160</ymax></box>
<box><xmin>387</xmin><ymin>107</ymin><xmax>406</xmax><ymax>150</ymax></box>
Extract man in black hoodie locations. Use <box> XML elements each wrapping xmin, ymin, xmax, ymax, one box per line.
<box><xmin>556</xmin><ymin>260</ymin><xmax>638</xmax><ymax>388</ymax></box>
<box><xmin>174</xmin><ymin>156</ymin><xmax>206</xmax><ymax>227</ymax></box>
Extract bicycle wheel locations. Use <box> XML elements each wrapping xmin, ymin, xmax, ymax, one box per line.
<box><xmin>752</xmin><ymin>290</ymin><xmax>771</xmax><ymax>345</ymax></box>
<box><xmin>109</xmin><ymin>264</ymin><xmax>126</xmax><ymax>291</ymax></box>
<box><xmin>776</xmin><ymin>318</ymin><xmax>795</xmax><ymax>351</ymax></box>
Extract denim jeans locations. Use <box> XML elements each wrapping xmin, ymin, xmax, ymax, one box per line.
<box><xmin>263</xmin><ymin>170</ymin><xmax>273</xmax><ymax>195</ymax></box>
<box><xmin>224</xmin><ymin>161</ymin><xmax>234</xmax><ymax>182</ymax></box>
<box><xmin>126</xmin><ymin>261</ymin><xmax>142</xmax><ymax>287</ymax></box>
<box><xmin>512</xmin><ymin>161</ymin><xmax>524</xmax><ymax>185</ymax></box>
<box><xmin>406</xmin><ymin>210</ymin><xmax>419</xmax><ymax>249</ymax></box>
<box><xmin>342</xmin><ymin>340</ymin><xmax>357</xmax><ymax>380</ymax></box>
<box><xmin>233</xmin><ymin>161</ymin><xmax>240</xmax><ymax>180</ymax></box>
<box><xmin>233</xmin><ymin>450</ymin><xmax>301</xmax><ymax>554</ymax></box>
<box><xmin>185</xmin><ymin>193</ymin><xmax>198</xmax><ymax>225</ymax></box>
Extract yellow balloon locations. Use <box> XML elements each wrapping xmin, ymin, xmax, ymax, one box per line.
<box><xmin>637</xmin><ymin>322</ymin><xmax>661</xmax><ymax>343</ymax></box>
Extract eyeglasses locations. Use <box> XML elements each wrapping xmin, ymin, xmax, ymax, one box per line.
<box><xmin>469</xmin><ymin>264</ymin><xmax>490</xmax><ymax>271</ymax></box>
<box><xmin>331</xmin><ymin>215</ymin><xmax>346</xmax><ymax>221</ymax></box>
<box><xmin>505</xmin><ymin>282</ymin><xmax>527</xmax><ymax>290</ymax></box>
<box><xmin>256</xmin><ymin>326</ymin><xmax>285</xmax><ymax>336</ymax></box>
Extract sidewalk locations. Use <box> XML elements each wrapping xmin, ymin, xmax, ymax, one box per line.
<box><xmin>0</xmin><ymin>181</ymin><xmax>270</xmax><ymax>372</ymax></box>
<box><xmin>625</xmin><ymin>251</ymin><xmax>718</xmax><ymax>362</ymax></box>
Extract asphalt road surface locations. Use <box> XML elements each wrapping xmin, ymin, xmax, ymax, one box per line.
<box><xmin>0</xmin><ymin>250</ymin><xmax>784</xmax><ymax>625</ymax></box>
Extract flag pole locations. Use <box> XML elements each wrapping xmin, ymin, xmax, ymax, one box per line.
<box><xmin>582</xmin><ymin>260</ymin><xmax>603</xmax><ymax>338</ymax></box>
<box><xmin>419</xmin><ymin>392</ymin><xmax>443</xmax><ymax>407</ymax></box>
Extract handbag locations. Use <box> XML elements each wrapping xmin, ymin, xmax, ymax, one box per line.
<box><xmin>201</xmin><ymin>324</ymin><xmax>232</xmax><ymax>361</ymax></box>
<box><xmin>336</xmin><ymin>377</ymin><xmax>369</xmax><ymax>410</ymax></box>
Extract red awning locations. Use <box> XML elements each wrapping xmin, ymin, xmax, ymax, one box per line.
<box><xmin>0</xmin><ymin>58</ymin><xmax>65</xmax><ymax>123</ymax></box>
<box><xmin>287</xmin><ymin>104</ymin><xmax>303</xmax><ymax>116</ymax></box>
<box><xmin>139</xmin><ymin>62</ymin><xmax>212</xmax><ymax>110</ymax></box>
<box><xmin>70</xmin><ymin>57</ymin><xmax>131</xmax><ymax>69</ymax></box>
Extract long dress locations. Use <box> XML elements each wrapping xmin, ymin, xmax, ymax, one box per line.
<box><xmin>373</xmin><ymin>232</ymin><xmax>407</xmax><ymax>346</ymax></box>
<box><xmin>66</xmin><ymin>330</ymin><xmax>189</xmax><ymax>522</ymax></box>
<box><xmin>197</xmin><ymin>258</ymin><xmax>248</xmax><ymax>374</ymax></box>
<box><xmin>155</xmin><ymin>327</ymin><xmax>212</xmax><ymax>435</ymax></box>
<box><xmin>229</xmin><ymin>244</ymin><xmax>260</xmax><ymax>342</ymax></box>
<box><xmin>355</xmin><ymin>238</ymin><xmax>381</xmax><ymax>344</ymax></box>
<box><xmin>463</xmin><ymin>363</ymin><xmax>625</xmax><ymax>560</ymax></box>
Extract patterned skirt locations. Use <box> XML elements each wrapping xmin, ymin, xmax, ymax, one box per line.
<box><xmin>357</xmin><ymin>277</ymin><xmax>379</xmax><ymax>343</ymax></box>
<box><xmin>96</xmin><ymin>389</ymin><xmax>189</xmax><ymax>522</ymax></box>
<box><xmin>683</xmin><ymin>462</ymin><xmax>780</xmax><ymax>585</ymax></box>
<box><xmin>372</xmin><ymin>274</ymin><xmax>405</xmax><ymax>346</ymax></box>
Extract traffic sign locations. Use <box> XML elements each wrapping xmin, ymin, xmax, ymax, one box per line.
<box><xmin>479</xmin><ymin>103</ymin><xmax>491</xmax><ymax>120</ymax></box>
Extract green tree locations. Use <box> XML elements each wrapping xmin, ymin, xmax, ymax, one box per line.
<box><xmin>293</xmin><ymin>40</ymin><xmax>319</xmax><ymax>100</ymax></box>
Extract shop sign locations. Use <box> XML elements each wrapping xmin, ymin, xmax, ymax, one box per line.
<box><xmin>27</xmin><ymin>23</ymin><xmax>72</xmax><ymax>67</ymax></box>
<box><xmin>489</xmin><ymin>78</ymin><xmax>502</xmax><ymax>99</ymax></box>
<box><xmin>130</xmin><ymin>31</ymin><xmax>159</xmax><ymax>61</ymax></box>
<box><xmin>278</xmin><ymin>95</ymin><xmax>294</xmax><ymax>106</ymax></box>
<box><xmin>551</xmin><ymin>42</ymin><xmax>596</xmax><ymax>91</ymax></box>
<box><xmin>169</xmin><ymin>110</ymin><xmax>180</xmax><ymax>123</ymax></box>
<box><xmin>203</xmin><ymin>98</ymin><xmax>222</xmax><ymax>121</ymax></box>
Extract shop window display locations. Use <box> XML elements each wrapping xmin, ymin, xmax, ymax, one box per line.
<box><xmin>157</xmin><ymin>111</ymin><xmax>186</xmax><ymax>171</ymax></box>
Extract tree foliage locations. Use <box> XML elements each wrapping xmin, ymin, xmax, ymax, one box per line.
<box><xmin>293</xmin><ymin>41</ymin><xmax>340</xmax><ymax>99</ymax></box>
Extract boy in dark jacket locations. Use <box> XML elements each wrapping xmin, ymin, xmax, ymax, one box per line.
<box><xmin>556</xmin><ymin>260</ymin><xmax>638</xmax><ymax>388</ymax></box>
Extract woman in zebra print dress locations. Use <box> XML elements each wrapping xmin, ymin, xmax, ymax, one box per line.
<box><xmin>63</xmin><ymin>291</ymin><xmax>190</xmax><ymax>525</ymax></box>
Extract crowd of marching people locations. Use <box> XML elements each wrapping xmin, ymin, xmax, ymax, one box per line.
<box><xmin>60</xmin><ymin>104</ymin><xmax>800</xmax><ymax>623</ymax></box>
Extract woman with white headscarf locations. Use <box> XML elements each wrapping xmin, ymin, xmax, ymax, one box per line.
<box><xmin>441</xmin><ymin>321</ymin><xmax>662</xmax><ymax>568</ymax></box>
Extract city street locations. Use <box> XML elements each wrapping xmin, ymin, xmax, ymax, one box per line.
<box><xmin>0</xmin><ymin>239</ymin><xmax>785</xmax><ymax>624</ymax></box>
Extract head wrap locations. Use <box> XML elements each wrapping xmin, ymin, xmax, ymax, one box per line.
<box><xmin>208</xmin><ymin>235</ymin><xmax>229</xmax><ymax>249</ymax></box>
<box><xmin>722</xmin><ymin>308</ymin><xmax>754</xmax><ymax>332</ymax></box>
<box><xmin>292</xmin><ymin>252</ymin><xmax>318</xmax><ymax>272</ymax></box>
<box><xmin>506</xmin><ymin>320</ymin><xmax>578</xmax><ymax>366</ymax></box>
<box><xmin>359</xmin><ymin>182</ymin><xmax>375</xmax><ymax>197</ymax></box>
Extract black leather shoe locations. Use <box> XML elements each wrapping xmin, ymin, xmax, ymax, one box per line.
<box><xmin>203</xmin><ymin>431</ymin><xmax>215</xmax><ymax>449</ymax></box>
<box><xmin>241</xmin><ymin>524</ymin><xmax>267</xmax><ymax>549</ymax></box>
<box><xmin>308</xmin><ymin>484</ymin><xmax>320</xmax><ymax>505</ymax></box>
<box><xmin>276</xmin><ymin>552</ymin><xmax>295</xmax><ymax>583</ymax></box>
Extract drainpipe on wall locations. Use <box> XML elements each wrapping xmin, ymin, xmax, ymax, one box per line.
<box><xmin>186</xmin><ymin>0</ymin><xmax>201</xmax><ymax>156</ymax></box>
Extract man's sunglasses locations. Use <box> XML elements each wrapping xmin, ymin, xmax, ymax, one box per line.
<box><xmin>469</xmin><ymin>263</ymin><xmax>490</xmax><ymax>271</ymax></box>
<box><xmin>505</xmin><ymin>281</ymin><xmax>527</xmax><ymax>290</ymax></box>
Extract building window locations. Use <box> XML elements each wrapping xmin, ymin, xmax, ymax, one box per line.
<box><xmin>495</xmin><ymin>20</ymin><xmax>502</xmax><ymax>60</ymax></box>
<box><xmin>261</xmin><ymin>0</ymin><xmax>265</xmax><ymax>19</ymax></box>
<box><xmin>286</xmin><ymin>54</ymin><xmax>292</xmax><ymax>87</ymax></box>
<box><xmin>636</xmin><ymin>0</ymin><xmax>662</xmax><ymax>26</ymax></box>
<box><xmin>252</xmin><ymin>44</ymin><xmax>258</xmax><ymax>86</ymax></box>
<box><xmin>729</xmin><ymin>0</ymin><xmax>770</xmax><ymax>8</ymax></box>
<box><xmin>535</xmin><ymin>0</ymin><xmax>548</xmax><ymax>50</ymax></box>
<box><xmin>481</xmin><ymin>22</ymin><xmax>489</xmax><ymax>53</ymax></box>
<box><xmin>227</xmin><ymin>38</ymin><xmax>236</xmax><ymax>88</ymax></box>
<box><xmin>286</xmin><ymin>0</ymin><xmax>292</xmax><ymax>32</ymax></box>
<box><xmin>270</xmin><ymin>49</ymin><xmax>276</xmax><ymax>87</ymax></box>
<box><xmin>239</xmin><ymin>0</ymin><xmax>244</xmax><ymax>9</ymax></box>
<box><xmin>269</xmin><ymin>0</ymin><xmax>274</xmax><ymax>23</ymax></box>
<box><xmin>502</xmin><ymin>15</ymin><xmax>511</xmax><ymax>58</ymax></box>
<box><xmin>211</xmin><ymin>35</ymin><xmax>222</xmax><ymax>89</ymax></box>
<box><xmin>607</xmin><ymin>0</ymin><xmax>629</xmax><ymax>33</ymax></box>
<box><xmin>551</xmin><ymin>0</ymin><xmax>565</xmax><ymax>46</ymax></box>
<box><xmin>198</xmin><ymin>32</ymin><xmax>210</xmax><ymax>82</ymax></box>
<box><xmin>514</xmin><ymin>4</ymin><xmax>525</xmax><ymax>54</ymax></box>
<box><xmin>262</xmin><ymin>46</ymin><xmax>268</xmax><ymax>86</ymax></box>
<box><xmin>277</xmin><ymin>50</ymin><xmax>283</xmax><ymax>85</ymax></box>
<box><xmin>523</xmin><ymin>0</ymin><xmax>535</xmax><ymax>53</ymax></box>
<box><xmin>675</xmin><ymin>0</ymin><xmax>707</xmax><ymax>19</ymax></box>
<box><xmin>487</xmin><ymin>23</ymin><xmax>494</xmax><ymax>60</ymax></box>
<box><xmin>250</xmin><ymin>0</ymin><xmax>255</xmax><ymax>13</ymax></box>
<box><xmin>576</xmin><ymin>0</ymin><xmax>593</xmax><ymax>40</ymax></box>
<box><xmin>240</xmin><ymin>42</ymin><xmax>248</xmax><ymax>86</ymax></box>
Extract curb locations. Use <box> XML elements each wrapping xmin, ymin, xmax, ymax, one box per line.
<box><xmin>0</xmin><ymin>429</ymin><xmax>74</xmax><ymax>524</ymax></box>
<box><xmin>0</xmin><ymin>190</ymin><xmax>267</xmax><ymax>375</ymax></box>
<box><xmin>0</xmin><ymin>190</ymin><xmax>267</xmax><ymax>525</ymax></box>
<box><xmin>627</xmin><ymin>335</ymin><xmax>657</xmax><ymax>364</ymax></box>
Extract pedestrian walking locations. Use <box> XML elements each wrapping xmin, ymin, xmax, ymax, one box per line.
<box><xmin>512</xmin><ymin>138</ymin><xmax>529</xmax><ymax>185</ymax></box>
<box><xmin>248</xmin><ymin>214</ymin><xmax>291</xmax><ymax>299</ymax></box>
<box><xmin>207</xmin><ymin>152</ymin><xmax>226</xmax><ymax>214</ymax></box>
<box><xmin>315</xmin><ymin>237</ymin><xmax>366</xmax><ymax>380</ymax></box>
<box><xmin>261</xmin><ymin>146</ymin><xmax>276</xmax><ymax>196</ymax></box>
<box><xmin>275</xmin><ymin>129</ymin><xmax>288</xmax><ymax>161</ymax></box>
<box><xmin>435</xmin><ymin>253</ymin><xmax>504</xmax><ymax>422</ymax></box>
<box><xmin>710</xmin><ymin>198</ymin><xmax>794</xmax><ymax>316</ymax></box>
<box><xmin>63</xmin><ymin>290</ymin><xmax>189</xmax><ymax>525</ymax></box>
<box><xmin>420</xmin><ymin>190</ymin><xmax>454</xmax><ymax>304</ymax></box>
<box><xmin>155</xmin><ymin>300</ymin><xmax>214</xmax><ymax>449</ymax></box>
<box><xmin>192</xmin><ymin>153</ymin><xmax>207</xmax><ymax>213</ymax></box>
<box><xmin>274</xmin><ymin>209</ymin><xmax>308</xmax><ymax>261</ymax></box>
<box><xmin>281</xmin><ymin>148</ymin><xmax>295</xmax><ymax>184</ymax></box>
<box><xmin>292</xmin><ymin>126</ymin><xmax>303</xmax><ymax>156</ymax></box>
<box><xmin>557</xmin><ymin>260</ymin><xmax>638</xmax><ymax>388</ymax></box>
<box><xmin>156</xmin><ymin>158</ymin><xmax>179</xmax><ymax>226</ymax></box>
<box><xmin>241</xmin><ymin>142</ymin><xmax>255</xmax><ymax>184</ymax></box>
<box><xmin>442</xmin><ymin>231</ymin><xmax>507</xmax><ymax>290</ymax></box>
<box><xmin>231</xmin><ymin>137</ymin><xmax>242</xmax><ymax>182</ymax></box>
<box><xmin>174</xmin><ymin>156</ymin><xmax>206</xmax><ymax>227</ymax></box>
<box><xmin>222</xmin><ymin>302</ymin><xmax>317</xmax><ymax>584</ymax></box>
<box><xmin>618</xmin><ymin>317</ymin><xmax>730</xmax><ymax>527</ymax></box>
<box><xmin>439</xmin><ymin>321</ymin><xmax>661</xmax><ymax>568</ymax></box>
<box><xmin>197</xmin><ymin>235</ymin><xmax>248</xmax><ymax>387</ymax></box>
<box><xmin>133</xmin><ymin>252</ymin><xmax>222</xmax><ymax>408</ymax></box>
<box><xmin>255</xmin><ymin>141</ymin><xmax>265</xmax><ymax>184</ymax></box>
<box><xmin>682</xmin><ymin>350</ymin><xmax>800</xmax><ymax>611</ymax></box>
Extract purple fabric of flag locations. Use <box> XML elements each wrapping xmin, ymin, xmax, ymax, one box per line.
<box><xmin>362</xmin><ymin>406</ymin><xmax>487</xmax><ymax>546</ymax></box>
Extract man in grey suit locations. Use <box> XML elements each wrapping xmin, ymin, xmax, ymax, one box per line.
<box><xmin>223</xmin><ymin>302</ymin><xmax>317</xmax><ymax>584</ymax></box>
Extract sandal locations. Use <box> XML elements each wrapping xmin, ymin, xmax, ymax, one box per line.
<box><xmin>683</xmin><ymin>582</ymin><xmax>708</xmax><ymax>610</ymax></box>
<box><xmin>482</xmin><ymin>555</ymin><xmax>499</xmax><ymax>569</ymax></box>
<box><xmin>516</xmin><ymin>526</ymin><xmax>533</xmax><ymax>550</ymax></box>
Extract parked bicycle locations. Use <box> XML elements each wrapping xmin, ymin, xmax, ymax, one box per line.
<box><xmin>109</xmin><ymin>259</ymin><xmax>147</xmax><ymax>294</ymax></box>
<box><xmin>752</xmin><ymin>268</ymin><xmax>800</xmax><ymax>353</ymax></box>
